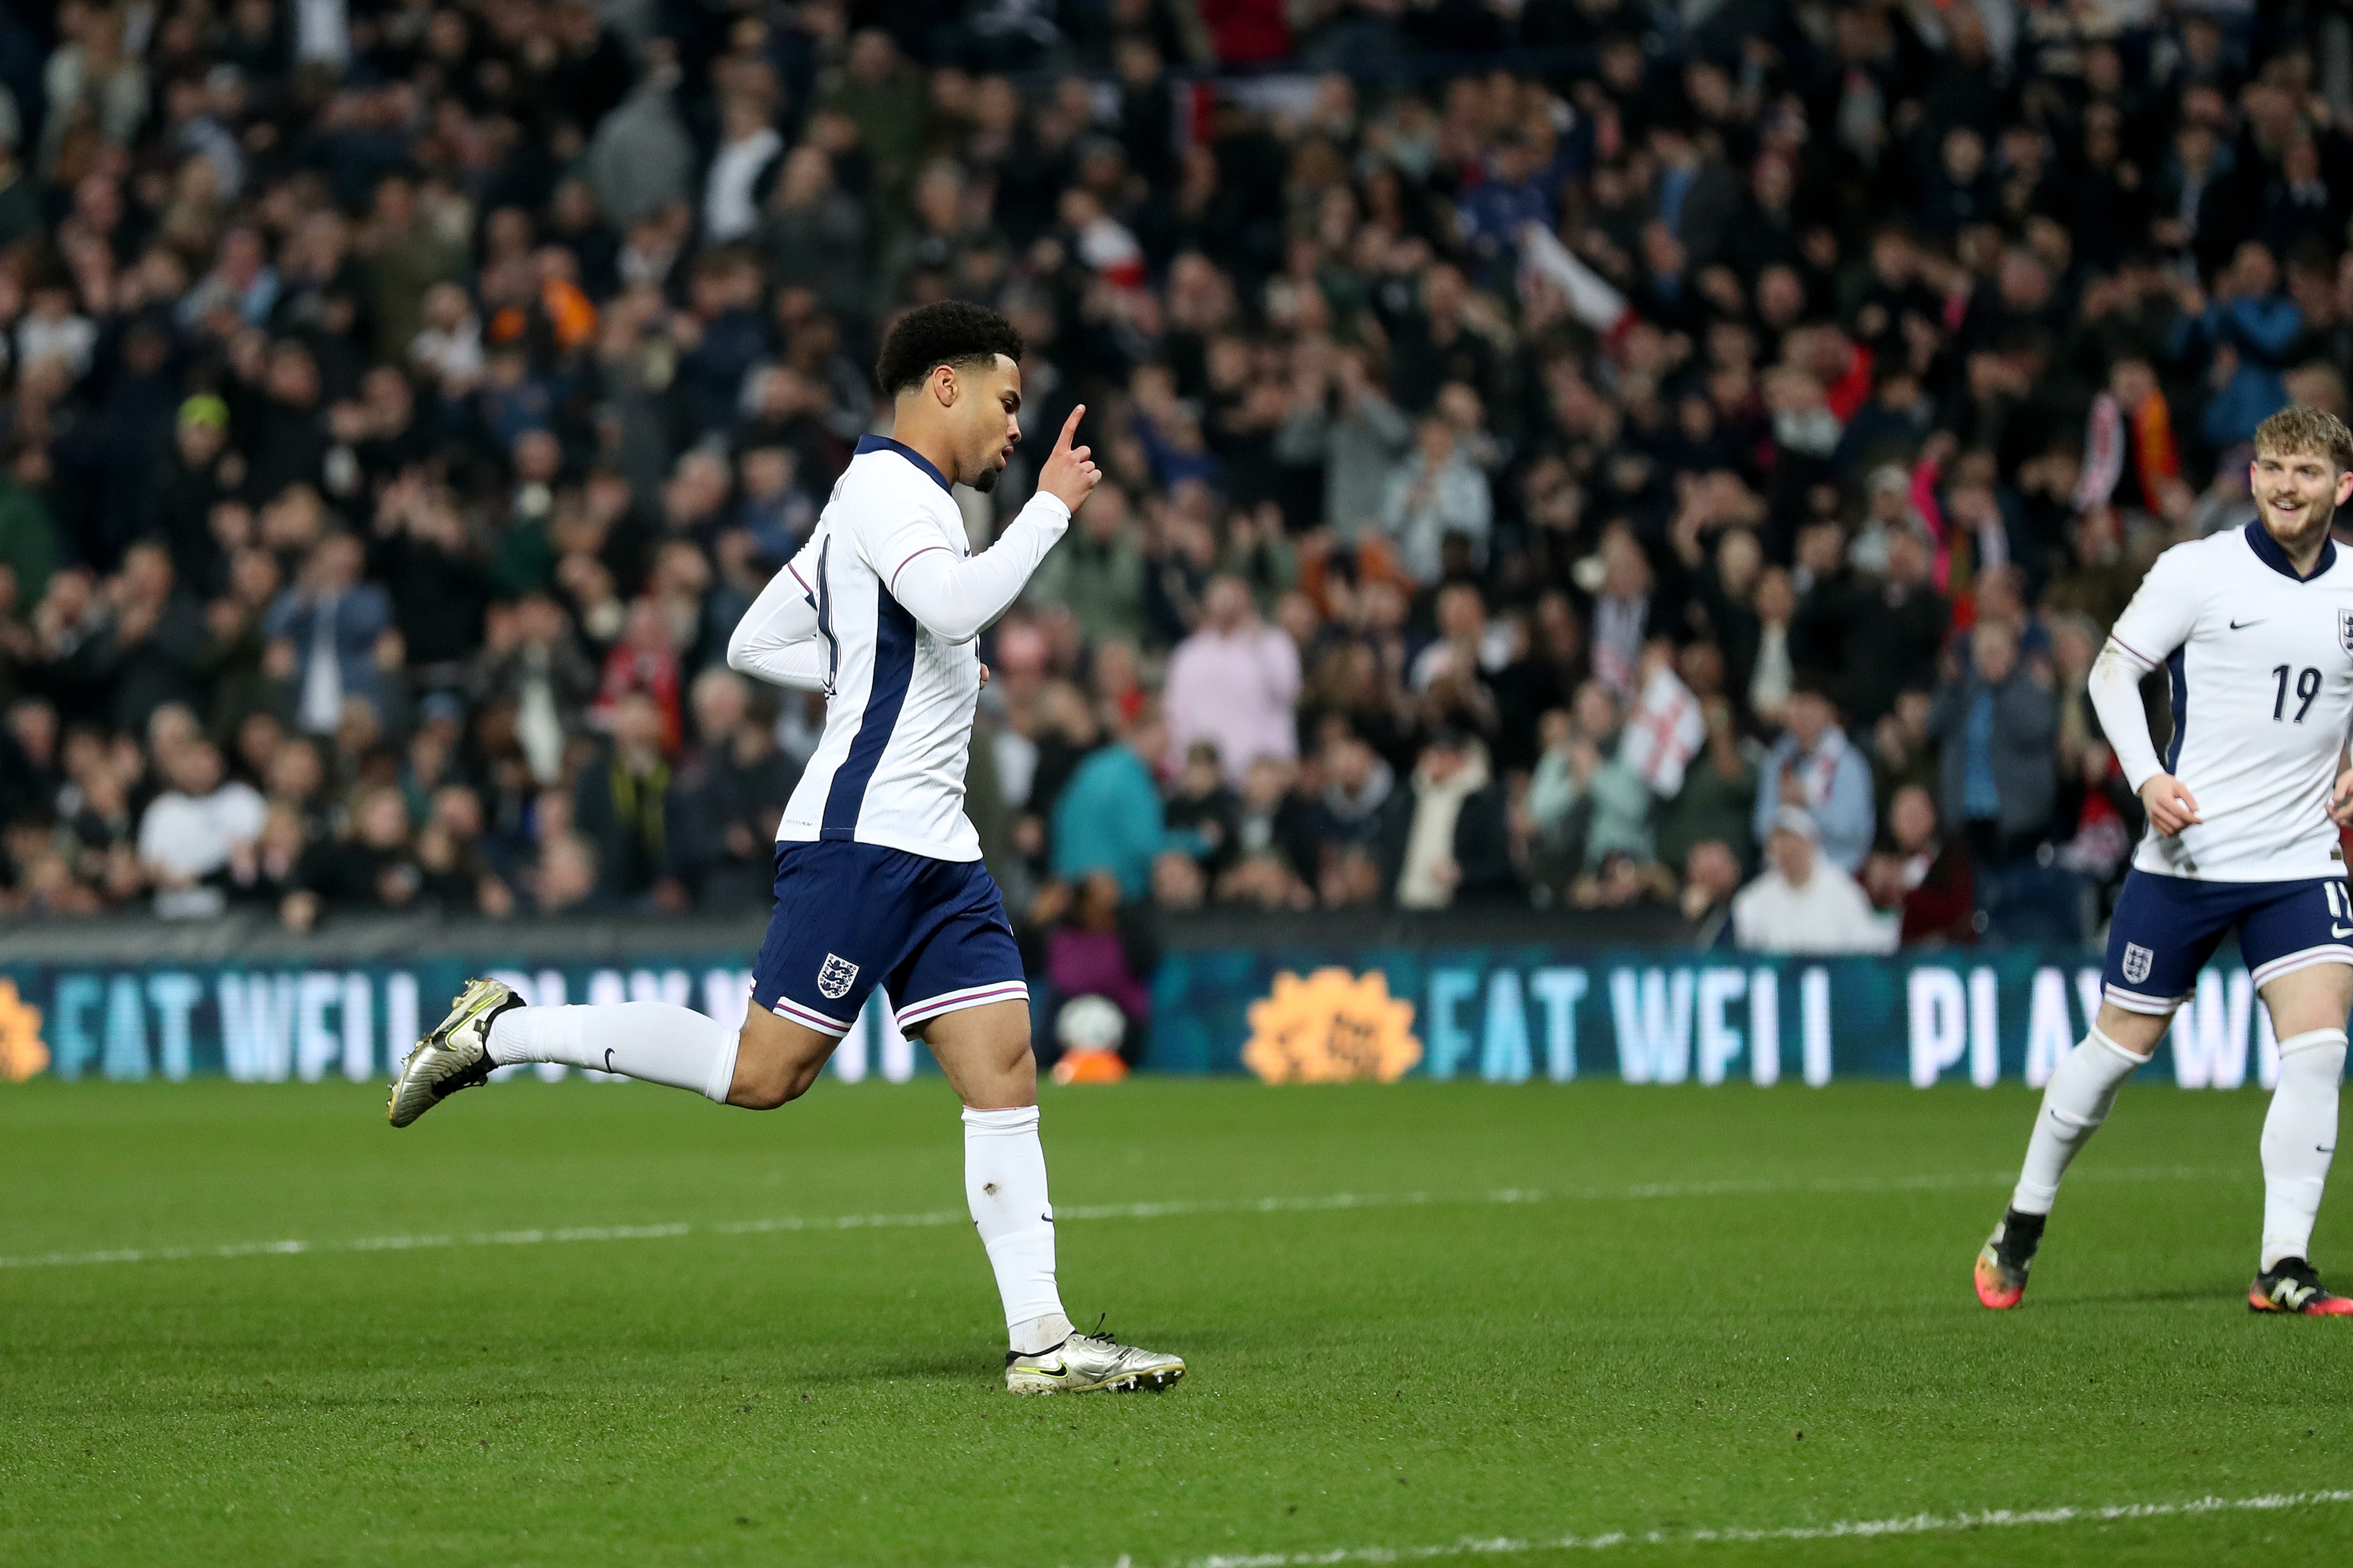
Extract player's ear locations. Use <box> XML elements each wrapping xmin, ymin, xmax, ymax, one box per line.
<box><xmin>2336</xmin><ymin>467</ymin><xmax>2353</xmax><ymax>508</ymax></box>
<box><xmin>933</xmin><ymin>364</ymin><xmax>958</xmax><ymax>408</ymax></box>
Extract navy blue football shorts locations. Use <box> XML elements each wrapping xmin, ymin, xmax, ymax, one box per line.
<box><xmin>2101</xmin><ymin>867</ymin><xmax>2353</xmax><ymax>1014</ymax></box>
<box><xmin>751</xmin><ymin>839</ymin><xmax>1027</xmax><ymax>1037</ymax></box>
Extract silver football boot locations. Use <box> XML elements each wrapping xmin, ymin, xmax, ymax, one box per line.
<box><xmin>1006</xmin><ymin>1321</ymin><xmax>1187</xmax><ymax>1394</ymax></box>
<box><xmin>386</xmin><ymin>978</ymin><xmax>524</xmax><ymax>1127</ymax></box>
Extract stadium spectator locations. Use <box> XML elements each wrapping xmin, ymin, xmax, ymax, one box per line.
<box><xmin>135</xmin><ymin>737</ymin><xmax>264</xmax><ymax>920</ymax></box>
<box><xmin>1162</xmin><ymin>740</ymin><xmax>1240</xmax><ymax>880</ymax></box>
<box><xmin>1313</xmin><ymin>731</ymin><xmax>1399</xmax><ymax>907</ymax></box>
<box><xmin>1039</xmin><ymin>870</ymin><xmax>1158</xmax><ymax>1056</ymax></box>
<box><xmin>1929</xmin><ymin>622</ymin><xmax>2060</xmax><ymax>871</ymax></box>
<box><xmin>1162</xmin><ymin>575</ymin><xmax>1300</xmax><ymax>785</ymax></box>
<box><xmin>532</xmin><ymin>832</ymin><xmax>607</xmax><ymax>916</ymax></box>
<box><xmin>1274</xmin><ymin>346</ymin><xmax>1410</xmax><ymax>548</ymax></box>
<box><xmin>1732</xmin><ymin>808</ymin><xmax>1897</xmax><ymax>956</ymax></box>
<box><xmin>1389</xmin><ymin>730</ymin><xmax>1512</xmax><ymax>910</ymax></box>
<box><xmin>572</xmin><ymin>689</ymin><xmax>682</xmax><ymax>909</ymax></box>
<box><xmin>264</xmin><ymin>531</ymin><xmax>394</xmax><ymax>739</ymax></box>
<box><xmin>1030</xmin><ymin>482</ymin><xmax>1149</xmax><ymax>647</ymax></box>
<box><xmin>1842</xmin><ymin>525</ymin><xmax>1949</xmax><ymax>726</ymax></box>
<box><xmin>1380</xmin><ymin>417</ymin><xmax>1492</xmax><ymax>583</ymax></box>
<box><xmin>1051</xmin><ymin>706</ymin><xmax>1200</xmax><ymax>903</ymax></box>
<box><xmin>1866</xmin><ymin>784</ymin><xmax>1976</xmax><ymax>948</ymax></box>
<box><xmin>1678</xmin><ymin>839</ymin><xmax>1744</xmax><ymax>946</ymax></box>
<box><xmin>0</xmin><ymin>441</ymin><xmax>62</xmax><ymax>609</ymax></box>
<box><xmin>1654</xmin><ymin>691</ymin><xmax>1756</xmax><ymax>877</ymax></box>
<box><xmin>1219</xmin><ymin>756</ymin><xmax>1320</xmax><ymax>910</ymax></box>
<box><xmin>1525</xmin><ymin>687</ymin><xmax>1652</xmax><ymax>891</ymax></box>
<box><xmin>1752</xmin><ymin>684</ymin><xmax>1875</xmax><ymax>876</ymax></box>
<box><xmin>287</xmin><ymin>784</ymin><xmax>428</xmax><ymax>927</ymax></box>
<box><xmin>671</xmin><ymin>668</ymin><xmax>800</xmax><ymax>910</ymax></box>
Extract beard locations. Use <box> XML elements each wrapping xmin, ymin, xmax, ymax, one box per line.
<box><xmin>971</xmin><ymin>464</ymin><xmax>1000</xmax><ymax>493</ymax></box>
<box><xmin>2268</xmin><ymin>492</ymin><xmax>2336</xmax><ymax>541</ymax></box>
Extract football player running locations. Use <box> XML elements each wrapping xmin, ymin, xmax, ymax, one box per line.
<box><xmin>389</xmin><ymin>302</ymin><xmax>1186</xmax><ymax>1392</ymax></box>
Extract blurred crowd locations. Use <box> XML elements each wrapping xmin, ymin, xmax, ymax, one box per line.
<box><xmin>0</xmin><ymin>0</ymin><xmax>2338</xmax><ymax>1014</ymax></box>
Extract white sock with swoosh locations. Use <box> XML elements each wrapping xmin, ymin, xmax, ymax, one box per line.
<box><xmin>2010</xmin><ymin>1027</ymin><xmax>2148</xmax><ymax>1215</ymax></box>
<box><xmin>488</xmin><ymin>1003</ymin><xmax>740</xmax><ymax>1102</ymax></box>
<box><xmin>2261</xmin><ymin>1028</ymin><xmax>2345</xmax><ymax>1272</ymax></box>
<box><xmin>964</xmin><ymin>1105</ymin><xmax>1070</xmax><ymax>1352</ymax></box>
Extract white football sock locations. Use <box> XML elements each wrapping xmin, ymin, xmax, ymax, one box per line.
<box><xmin>962</xmin><ymin>1105</ymin><xmax>1069</xmax><ymax>1351</ymax></box>
<box><xmin>2260</xmin><ymin>1028</ymin><xmax>2345</xmax><ymax>1272</ymax></box>
<box><xmin>2010</xmin><ymin>1026</ymin><xmax>2148</xmax><ymax>1215</ymax></box>
<box><xmin>488</xmin><ymin>1003</ymin><xmax>741</xmax><ymax>1103</ymax></box>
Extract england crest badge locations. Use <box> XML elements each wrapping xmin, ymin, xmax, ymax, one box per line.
<box><xmin>2338</xmin><ymin>609</ymin><xmax>2353</xmax><ymax>654</ymax></box>
<box><xmin>2121</xmin><ymin>942</ymin><xmax>2154</xmax><ymax>985</ymax></box>
<box><xmin>816</xmin><ymin>953</ymin><xmax>859</xmax><ymax>1000</ymax></box>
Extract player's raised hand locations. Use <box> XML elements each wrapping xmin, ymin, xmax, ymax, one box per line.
<box><xmin>2140</xmin><ymin>773</ymin><xmax>2202</xmax><ymax>837</ymax></box>
<box><xmin>2330</xmin><ymin>765</ymin><xmax>2353</xmax><ymax>827</ymax></box>
<box><xmin>1037</xmin><ymin>405</ymin><xmax>1101</xmax><ymax>512</ymax></box>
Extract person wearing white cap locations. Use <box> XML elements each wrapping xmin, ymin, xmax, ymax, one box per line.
<box><xmin>1729</xmin><ymin>805</ymin><xmax>1898</xmax><ymax>955</ymax></box>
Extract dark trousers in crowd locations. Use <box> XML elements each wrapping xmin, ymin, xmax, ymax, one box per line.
<box><xmin>1963</xmin><ymin>819</ymin><xmax>2090</xmax><ymax>945</ymax></box>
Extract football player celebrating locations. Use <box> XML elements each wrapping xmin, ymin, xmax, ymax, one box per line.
<box><xmin>388</xmin><ymin>302</ymin><xmax>1187</xmax><ymax>1391</ymax></box>
<box><xmin>1977</xmin><ymin>406</ymin><xmax>2353</xmax><ymax>1315</ymax></box>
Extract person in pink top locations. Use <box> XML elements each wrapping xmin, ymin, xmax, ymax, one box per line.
<box><xmin>1162</xmin><ymin>575</ymin><xmax>1301</xmax><ymax>786</ymax></box>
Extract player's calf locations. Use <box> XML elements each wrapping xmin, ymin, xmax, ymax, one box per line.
<box><xmin>392</xmin><ymin>984</ymin><xmax>766</xmax><ymax>1120</ymax></box>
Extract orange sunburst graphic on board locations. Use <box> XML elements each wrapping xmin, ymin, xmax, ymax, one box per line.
<box><xmin>1241</xmin><ymin>968</ymin><xmax>1420</xmax><ymax>1084</ymax></box>
<box><xmin>0</xmin><ymin>978</ymin><xmax>49</xmax><ymax>1082</ymax></box>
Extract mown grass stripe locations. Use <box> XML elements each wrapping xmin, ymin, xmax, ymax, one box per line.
<box><xmin>0</xmin><ymin>1164</ymin><xmax>2240</xmax><ymax>1273</ymax></box>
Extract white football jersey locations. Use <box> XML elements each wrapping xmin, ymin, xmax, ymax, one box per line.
<box><xmin>2108</xmin><ymin>522</ymin><xmax>2353</xmax><ymax>882</ymax></box>
<box><xmin>777</xmin><ymin>436</ymin><xmax>986</xmax><ymax>861</ymax></box>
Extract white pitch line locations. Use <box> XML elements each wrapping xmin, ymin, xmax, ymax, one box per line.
<box><xmin>1116</xmin><ymin>1488</ymin><xmax>2353</xmax><ymax>1568</ymax></box>
<box><xmin>0</xmin><ymin>1164</ymin><xmax>2241</xmax><ymax>1274</ymax></box>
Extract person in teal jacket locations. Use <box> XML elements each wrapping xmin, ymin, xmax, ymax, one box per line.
<box><xmin>1048</xmin><ymin>711</ymin><xmax>1206</xmax><ymax>902</ymax></box>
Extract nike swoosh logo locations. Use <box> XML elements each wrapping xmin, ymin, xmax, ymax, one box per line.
<box><xmin>2231</xmin><ymin>619</ymin><xmax>2265</xmax><ymax>629</ymax></box>
<box><xmin>1025</xmin><ymin>1361</ymin><xmax>1069</xmax><ymax>1377</ymax></box>
<box><xmin>1041</xmin><ymin>1213</ymin><xmax>1054</xmax><ymax>1225</ymax></box>
<box><xmin>604</xmin><ymin>1049</ymin><xmax>616</xmax><ymax>1072</ymax></box>
<box><xmin>2331</xmin><ymin>924</ymin><xmax>2352</xmax><ymax>939</ymax></box>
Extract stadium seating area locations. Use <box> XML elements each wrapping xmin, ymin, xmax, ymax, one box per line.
<box><xmin>0</xmin><ymin>0</ymin><xmax>2326</xmax><ymax>964</ymax></box>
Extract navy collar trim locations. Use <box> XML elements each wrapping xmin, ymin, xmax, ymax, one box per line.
<box><xmin>2244</xmin><ymin>519</ymin><xmax>2336</xmax><ymax>582</ymax></box>
<box><xmin>855</xmin><ymin>434</ymin><xmax>951</xmax><ymax>493</ymax></box>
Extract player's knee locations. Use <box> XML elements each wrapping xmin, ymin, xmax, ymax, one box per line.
<box><xmin>733</xmin><ymin>1059</ymin><xmax>823</xmax><ymax>1110</ymax></box>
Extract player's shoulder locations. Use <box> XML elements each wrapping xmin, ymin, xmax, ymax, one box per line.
<box><xmin>837</xmin><ymin>446</ymin><xmax>916</xmax><ymax>500</ymax></box>
<box><xmin>851</xmin><ymin>436</ymin><xmax>954</xmax><ymax>494</ymax></box>
<box><xmin>2150</xmin><ymin>527</ymin><xmax>2250</xmax><ymax>575</ymax></box>
<box><xmin>2138</xmin><ymin>525</ymin><xmax>2292</xmax><ymax>604</ymax></box>
<box><xmin>2316</xmin><ymin>534</ymin><xmax>2353</xmax><ymax>591</ymax></box>
<box><xmin>836</xmin><ymin>440</ymin><xmax>959</xmax><ymax>525</ymax></box>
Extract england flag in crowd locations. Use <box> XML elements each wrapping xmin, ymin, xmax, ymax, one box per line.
<box><xmin>1621</xmin><ymin>663</ymin><xmax>1706</xmax><ymax>798</ymax></box>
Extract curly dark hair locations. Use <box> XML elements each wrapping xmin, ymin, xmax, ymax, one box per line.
<box><xmin>873</xmin><ymin>301</ymin><xmax>1025</xmax><ymax>397</ymax></box>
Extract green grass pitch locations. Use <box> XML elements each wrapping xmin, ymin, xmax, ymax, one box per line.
<box><xmin>3</xmin><ymin>1076</ymin><xmax>2349</xmax><ymax>1566</ymax></box>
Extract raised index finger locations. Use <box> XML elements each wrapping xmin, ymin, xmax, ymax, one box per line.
<box><xmin>1056</xmin><ymin>405</ymin><xmax>1086</xmax><ymax>450</ymax></box>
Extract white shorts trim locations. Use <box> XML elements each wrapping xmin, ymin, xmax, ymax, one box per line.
<box><xmin>2104</xmin><ymin>984</ymin><xmax>2189</xmax><ymax>1016</ymax></box>
<box><xmin>2248</xmin><ymin>945</ymin><xmax>2353</xmax><ymax>988</ymax></box>
<box><xmin>772</xmin><ymin>996</ymin><xmax>854</xmax><ymax>1036</ymax></box>
<box><xmin>893</xmin><ymin>980</ymin><xmax>1029</xmax><ymax>1029</ymax></box>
